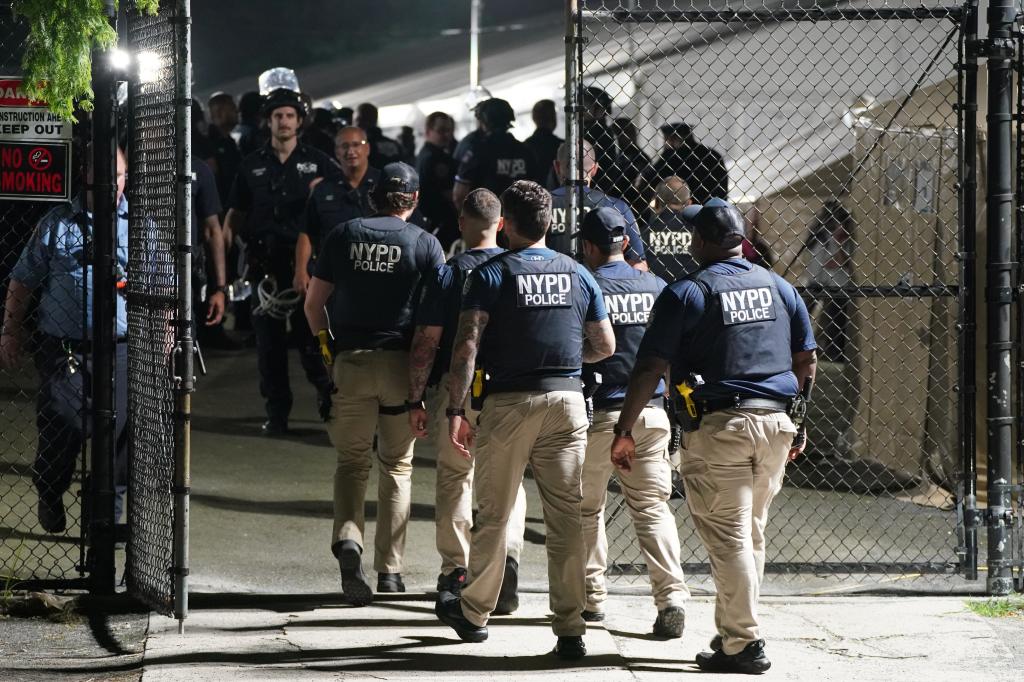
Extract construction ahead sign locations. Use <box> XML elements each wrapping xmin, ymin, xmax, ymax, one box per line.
<box><xmin>0</xmin><ymin>77</ymin><xmax>71</xmax><ymax>202</ymax></box>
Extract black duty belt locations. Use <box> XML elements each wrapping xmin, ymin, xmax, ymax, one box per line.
<box><xmin>487</xmin><ymin>376</ymin><xmax>582</xmax><ymax>395</ymax></box>
<box><xmin>700</xmin><ymin>397</ymin><xmax>789</xmax><ymax>415</ymax></box>
<box><xmin>379</xmin><ymin>404</ymin><xmax>408</xmax><ymax>416</ymax></box>
<box><xmin>593</xmin><ymin>396</ymin><xmax>663</xmax><ymax>411</ymax></box>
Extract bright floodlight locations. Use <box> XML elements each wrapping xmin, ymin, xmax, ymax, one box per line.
<box><xmin>110</xmin><ymin>48</ymin><xmax>131</xmax><ymax>71</ymax></box>
<box><xmin>137</xmin><ymin>51</ymin><xmax>163</xmax><ymax>84</ymax></box>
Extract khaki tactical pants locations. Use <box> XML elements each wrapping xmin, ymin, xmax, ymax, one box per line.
<box><xmin>681</xmin><ymin>409</ymin><xmax>796</xmax><ymax>655</ymax></box>
<box><xmin>327</xmin><ymin>350</ymin><xmax>416</xmax><ymax>574</ymax></box>
<box><xmin>461</xmin><ymin>390</ymin><xmax>589</xmax><ymax>636</ymax></box>
<box><xmin>433</xmin><ymin>374</ymin><xmax>526</xmax><ymax>575</ymax></box>
<box><xmin>582</xmin><ymin>405</ymin><xmax>689</xmax><ymax>613</ymax></box>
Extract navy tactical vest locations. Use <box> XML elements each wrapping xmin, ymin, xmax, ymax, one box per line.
<box><xmin>644</xmin><ymin>210</ymin><xmax>699</xmax><ymax>283</ymax></box>
<box><xmin>586</xmin><ymin>267</ymin><xmax>663</xmax><ymax>400</ymax></box>
<box><xmin>678</xmin><ymin>263</ymin><xmax>792</xmax><ymax>386</ymax></box>
<box><xmin>328</xmin><ymin>216</ymin><xmax>427</xmax><ymax>350</ymax></box>
<box><xmin>480</xmin><ymin>250</ymin><xmax>588</xmax><ymax>391</ymax></box>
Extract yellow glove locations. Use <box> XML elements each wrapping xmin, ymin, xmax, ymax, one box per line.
<box><xmin>316</xmin><ymin>328</ymin><xmax>334</xmax><ymax>366</ymax></box>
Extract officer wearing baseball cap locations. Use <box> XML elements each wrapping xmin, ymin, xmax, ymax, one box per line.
<box><xmin>575</xmin><ymin>208</ymin><xmax>690</xmax><ymax>637</ymax></box>
<box><xmin>452</xmin><ymin>98</ymin><xmax>540</xmax><ymax>208</ymax></box>
<box><xmin>304</xmin><ymin>161</ymin><xmax>445</xmax><ymax>606</ymax></box>
<box><xmin>224</xmin><ymin>84</ymin><xmax>343</xmax><ymax>436</ymax></box>
<box><xmin>611</xmin><ymin>198</ymin><xmax>818</xmax><ymax>673</ymax></box>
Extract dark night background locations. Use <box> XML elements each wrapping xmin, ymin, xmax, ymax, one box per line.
<box><xmin>191</xmin><ymin>1</ymin><xmax>559</xmax><ymax>91</ymax></box>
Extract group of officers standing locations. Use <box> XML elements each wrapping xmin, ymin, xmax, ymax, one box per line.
<box><xmin>218</xmin><ymin>82</ymin><xmax>817</xmax><ymax>675</ymax></box>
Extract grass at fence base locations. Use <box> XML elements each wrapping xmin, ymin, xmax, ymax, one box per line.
<box><xmin>965</xmin><ymin>597</ymin><xmax>1024</xmax><ymax>618</ymax></box>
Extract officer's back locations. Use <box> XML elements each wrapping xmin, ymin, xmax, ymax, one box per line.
<box><xmin>644</xmin><ymin>204</ymin><xmax>700</xmax><ymax>283</ymax></box>
<box><xmin>453</xmin><ymin>98</ymin><xmax>539</xmax><ymax>208</ymax></box>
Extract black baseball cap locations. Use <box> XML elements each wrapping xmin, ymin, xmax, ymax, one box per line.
<box><xmin>379</xmin><ymin>162</ymin><xmax>419</xmax><ymax>193</ymax></box>
<box><xmin>692</xmin><ymin>198</ymin><xmax>745</xmax><ymax>247</ymax></box>
<box><xmin>575</xmin><ymin>207</ymin><xmax>627</xmax><ymax>246</ymax></box>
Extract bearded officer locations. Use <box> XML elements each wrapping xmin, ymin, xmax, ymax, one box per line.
<box><xmin>611</xmin><ymin>198</ymin><xmax>817</xmax><ymax>674</ymax></box>
<box><xmin>435</xmin><ymin>180</ymin><xmax>615</xmax><ymax>660</ymax></box>
<box><xmin>576</xmin><ymin>208</ymin><xmax>690</xmax><ymax>637</ymax></box>
<box><xmin>304</xmin><ymin>162</ymin><xmax>445</xmax><ymax>605</ymax></box>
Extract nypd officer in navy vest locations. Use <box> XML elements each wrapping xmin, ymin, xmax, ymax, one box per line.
<box><xmin>407</xmin><ymin>188</ymin><xmax>527</xmax><ymax>610</ymax></box>
<box><xmin>576</xmin><ymin>207</ymin><xmax>690</xmax><ymax>637</ymax></box>
<box><xmin>436</xmin><ymin>180</ymin><xmax>615</xmax><ymax>660</ymax></box>
<box><xmin>224</xmin><ymin>86</ymin><xmax>343</xmax><ymax>435</ymax></box>
<box><xmin>611</xmin><ymin>198</ymin><xmax>817</xmax><ymax>674</ymax></box>
<box><xmin>304</xmin><ymin>162</ymin><xmax>445</xmax><ymax>606</ymax></box>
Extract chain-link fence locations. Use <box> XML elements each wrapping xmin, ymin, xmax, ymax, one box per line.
<box><xmin>0</xmin><ymin>7</ymin><xmax>90</xmax><ymax>590</ymax></box>
<box><xmin>124</xmin><ymin>0</ymin><xmax>190</xmax><ymax>618</ymax></box>
<box><xmin>574</xmin><ymin>0</ymin><xmax>973</xmax><ymax>585</ymax></box>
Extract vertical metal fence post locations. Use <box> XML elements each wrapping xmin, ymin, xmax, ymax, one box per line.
<box><xmin>173</xmin><ymin>0</ymin><xmax>193</xmax><ymax>629</ymax></box>
<box><xmin>89</xmin><ymin>0</ymin><xmax>119</xmax><ymax>595</ymax></box>
<box><xmin>565</xmin><ymin>0</ymin><xmax>579</xmax><ymax>245</ymax></box>
<box><xmin>985</xmin><ymin>0</ymin><xmax>1016</xmax><ymax>597</ymax></box>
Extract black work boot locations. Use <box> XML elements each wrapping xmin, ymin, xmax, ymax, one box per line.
<box><xmin>552</xmin><ymin>635</ymin><xmax>587</xmax><ymax>660</ymax></box>
<box><xmin>710</xmin><ymin>634</ymin><xmax>723</xmax><ymax>651</ymax></box>
<box><xmin>436</xmin><ymin>598</ymin><xmax>488</xmax><ymax>642</ymax></box>
<box><xmin>695</xmin><ymin>638</ymin><xmax>771</xmax><ymax>674</ymax></box>
<box><xmin>437</xmin><ymin>567</ymin><xmax>468</xmax><ymax>602</ymax></box>
<box><xmin>652</xmin><ymin>605</ymin><xmax>685</xmax><ymax>638</ymax></box>
<box><xmin>334</xmin><ymin>540</ymin><xmax>373</xmax><ymax>606</ymax></box>
<box><xmin>377</xmin><ymin>573</ymin><xmax>406</xmax><ymax>593</ymax></box>
<box><xmin>493</xmin><ymin>555</ymin><xmax>519</xmax><ymax>615</ymax></box>
<box><xmin>581</xmin><ymin>609</ymin><xmax>605</xmax><ymax>622</ymax></box>
<box><xmin>38</xmin><ymin>495</ymin><xmax>66</xmax><ymax>534</ymax></box>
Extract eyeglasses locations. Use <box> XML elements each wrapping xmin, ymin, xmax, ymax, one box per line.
<box><xmin>337</xmin><ymin>140</ymin><xmax>368</xmax><ymax>151</ymax></box>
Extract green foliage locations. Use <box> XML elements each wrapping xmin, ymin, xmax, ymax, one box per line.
<box><xmin>965</xmin><ymin>597</ymin><xmax>1024</xmax><ymax>618</ymax></box>
<box><xmin>13</xmin><ymin>0</ymin><xmax>160</xmax><ymax>122</ymax></box>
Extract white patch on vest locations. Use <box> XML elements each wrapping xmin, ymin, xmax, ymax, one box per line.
<box><xmin>647</xmin><ymin>230</ymin><xmax>692</xmax><ymax>255</ymax></box>
<box><xmin>496</xmin><ymin>158</ymin><xmax>527</xmax><ymax>178</ymax></box>
<box><xmin>604</xmin><ymin>292</ymin><xmax>655</xmax><ymax>325</ymax></box>
<box><xmin>549</xmin><ymin>207</ymin><xmax>568</xmax><ymax>234</ymax></box>
<box><xmin>296</xmin><ymin>162</ymin><xmax>318</xmax><ymax>174</ymax></box>
<box><xmin>350</xmin><ymin>241</ymin><xmax>402</xmax><ymax>273</ymax></box>
<box><xmin>251</xmin><ymin>167</ymin><xmax>266</xmax><ymax>177</ymax></box>
<box><xmin>516</xmin><ymin>273</ymin><xmax>572</xmax><ymax>308</ymax></box>
<box><xmin>720</xmin><ymin>287</ymin><xmax>776</xmax><ymax>325</ymax></box>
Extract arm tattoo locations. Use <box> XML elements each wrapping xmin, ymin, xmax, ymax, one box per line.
<box><xmin>408</xmin><ymin>326</ymin><xmax>442</xmax><ymax>401</ymax></box>
<box><xmin>582</xmin><ymin>319</ymin><xmax>615</xmax><ymax>363</ymax></box>
<box><xmin>448</xmin><ymin>310</ymin><xmax>489</xmax><ymax>409</ymax></box>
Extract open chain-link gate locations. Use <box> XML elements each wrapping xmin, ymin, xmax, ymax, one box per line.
<box><xmin>570</xmin><ymin>0</ymin><xmax>980</xmax><ymax>586</ymax></box>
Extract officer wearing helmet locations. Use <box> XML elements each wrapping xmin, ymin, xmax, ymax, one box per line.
<box><xmin>224</xmin><ymin>84</ymin><xmax>343</xmax><ymax>435</ymax></box>
<box><xmin>304</xmin><ymin>162</ymin><xmax>445</xmax><ymax>606</ymax></box>
<box><xmin>611</xmin><ymin>198</ymin><xmax>817</xmax><ymax>674</ymax></box>
<box><xmin>452</xmin><ymin>98</ymin><xmax>539</xmax><ymax>208</ymax></box>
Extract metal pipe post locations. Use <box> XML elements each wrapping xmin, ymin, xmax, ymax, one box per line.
<box><xmin>565</xmin><ymin>0</ymin><xmax>579</xmax><ymax>243</ymax></box>
<box><xmin>470</xmin><ymin>0</ymin><xmax>482</xmax><ymax>89</ymax></box>
<box><xmin>88</xmin><ymin>0</ymin><xmax>119</xmax><ymax>595</ymax></box>
<box><xmin>984</xmin><ymin>0</ymin><xmax>1016</xmax><ymax>596</ymax></box>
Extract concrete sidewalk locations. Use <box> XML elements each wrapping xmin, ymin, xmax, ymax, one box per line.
<box><xmin>140</xmin><ymin>591</ymin><xmax>1022</xmax><ymax>681</ymax></box>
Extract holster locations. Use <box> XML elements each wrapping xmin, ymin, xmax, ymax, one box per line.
<box><xmin>671</xmin><ymin>384</ymin><xmax>703</xmax><ymax>433</ymax></box>
<box><xmin>470</xmin><ymin>368</ymin><xmax>487</xmax><ymax>412</ymax></box>
<box><xmin>582</xmin><ymin>370</ymin><xmax>602</xmax><ymax>427</ymax></box>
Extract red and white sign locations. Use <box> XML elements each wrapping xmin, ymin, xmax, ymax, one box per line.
<box><xmin>0</xmin><ymin>77</ymin><xmax>47</xmax><ymax>107</ymax></box>
<box><xmin>0</xmin><ymin>77</ymin><xmax>71</xmax><ymax>201</ymax></box>
<box><xmin>0</xmin><ymin>76</ymin><xmax>71</xmax><ymax>142</ymax></box>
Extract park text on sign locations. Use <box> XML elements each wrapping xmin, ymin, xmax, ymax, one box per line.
<box><xmin>0</xmin><ymin>141</ymin><xmax>71</xmax><ymax>201</ymax></box>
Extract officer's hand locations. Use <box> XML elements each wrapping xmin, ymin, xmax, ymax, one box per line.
<box><xmin>788</xmin><ymin>430</ymin><xmax>808</xmax><ymax>462</ymax></box>
<box><xmin>611</xmin><ymin>433</ymin><xmax>636</xmax><ymax>473</ymax></box>
<box><xmin>409</xmin><ymin>406</ymin><xmax>429</xmax><ymax>438</ymax></box>
<box><xmin>205</xmin><ymin>291</ymin><xmax>226</xmax><ymax>326</ymax></box>
<box><xmin>293</xmin><ymin>270</ymin><xmax>310</xmax><ymax>296</ymax></box>
<box><xmin>0</xmin><ymin>330</ymin><xmax>23</xmax><ymax>369</ymax></box>
<box><xmin>449</xmin><ymin>415</ymin><xmax>474</xmax><ymax>459</ymax></box>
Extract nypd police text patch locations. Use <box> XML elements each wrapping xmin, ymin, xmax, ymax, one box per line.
<box><xmin>350</xmin><ymin>242</ymin><xmax>402</xmax><ymax>273</ymax></box>
<box><xmin>604</xmin><ymin>292</ymin><xmax>655</xmax><ymax>325</ymax></box>
<box><xmin>720</xmin><ymin>287</ymin><xmax>776</xmax><ymax>325</ymax></box>
<box><xmin>516</xmin><ymin>273</ymin><xmax>573</xmax><ymax>308</ymax></box>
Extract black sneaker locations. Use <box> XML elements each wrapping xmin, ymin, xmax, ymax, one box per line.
<box><xmin>261</xmin><ymin>419</ymin><xmax>289</xmax><ymax>436</ymax></box>
<box><xmin>38</xmin><ymin>495</ymin><xmax>66</xmax><ymax>533</ymax></box>
<box><xmin>710</xmin><ymin>634</ymin><xmax>723</xmax><ymax>651</ymax></box>
<box><xmin>493</xmin><ymin>556</ymin><xmax>519</xmax><ymax>615</ymax></box>
<box><xmin>552</xmin><ymin>635</ymin><xmax>587</xmax><ymax>660</ymax></box>
<box><xmin>437</xmin><ymin>568</ymin><xmax>468</xmax><ymax>601</ymax></box>
<box><xmin>652</xmin><ymin>605</ymin><xmax>685</xmax><ymax>638</ymax></box>
<box><xmin>435</xmin><ymin>598</ymin><xmax>488</xmax><ymax>642</ymax></box>
<box><xmin>335</xmin><ymin>540</ymin><xmax>373</xmax><ymax>607</ymax></box>
<box><xmin>377</xmin><ymin>572</ymin><xmax>406</xmax><ymax>593</ymax></box>
<box><xmin>695</xmin><ymin>639</ymin><xmax>771</xmax><ymax>674</ymax></box>
<box><xmin>581</xmin><ymin>609</ymin><xmax>605</xmax><ymax>622</ymax></box>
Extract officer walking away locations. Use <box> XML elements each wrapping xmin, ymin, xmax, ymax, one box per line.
<box><xmin>407</xmin><ymin>188</ymin><xmax>527</xmax><ymax>610</ymax></box>
<box><xmin>549</xmin><ymin>140</ymin><xmax>647</xmax><ymax>269</ymax></box>
<box><xmin>304</xmin><ymin>162</ymin><xmax>445</xmax><ymax>606</ymax></box>
<box><xmin>452</xmin><ymin>98</ymin><xmax>539</xmax><ymax>208</ymax></box>
<box><xmin>576</xmin><ymin>208</ymin><xmax>690</xmax><ymax>637</ymax></box>
<box><xmin>224</xmin><ymin>86</ymin><xmax>342</xmax><ymax>435</ymax></box>
<box><xmin>415</xmin><ymin>112</ymin><xmax>460</xmax><ymax>251</ymax></box>
<box><xmin>644</xmin><ymin>177</ymin><xmax>700</xmax><ymax>283</ymax></box>
<box><xmin>192</xmin><ymin>158</ymin><xmax>232</xmax><ymax>350</ymax></box>
<box><xmin>1</xmin><ymin>146</ymin><xmax>131</xmax><ymax>532</ymax></box>
<box><xmin>523</xmin><ymin>99</ymin><xmax>562</xmax><ymax>189</ymax></box>
<box><xmin>356</xmin><ymin>102</ymin><xmax>404</xmax><ymax>168</ymax></box>
<box><xmin>436</xmin><ymin>180</ymin><xmax>615</xmax><ymax>660</ymax></box>
<box><xmin>611</xmin><ymin>198</ymin><xmax>817</xmax><ymax>674</ymax></box>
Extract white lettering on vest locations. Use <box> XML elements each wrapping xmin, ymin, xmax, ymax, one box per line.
<box><xmin>604</xmin><ymin>292</ymin><xmax>655</xmax><ymax>325</ymax></box>
<box><xmin>349</xmin><ymin>241</ymin><xmax>402</xmax><ymax>273</ymax></box>
<box><xmin>516</xmin><ymin>272</ymin><xmax>573</xmax><ymax>308</ymax></box>
<box><xmin>647</xmin><ymin>230</ymin><xmax>692</xmax><ymax>255</ymax></box>
<box><xmin>720</xmin><ymin>287</ymin><xmax>776</xmax><ymax>326</ymax></box>
<box><xmin>496</xmin><ymin>158</ymin><xmax>527</xmax><ymax>178</ymax></box>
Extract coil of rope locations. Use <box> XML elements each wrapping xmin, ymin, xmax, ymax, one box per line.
<box><xmin>253</xmin><ymin>276</ymin><xmax>302</xmax><ymax>320</ymax></box>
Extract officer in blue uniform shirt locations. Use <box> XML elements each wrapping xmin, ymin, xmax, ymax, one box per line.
<box><xmin>1</xmin><ymin>147</ymin><xmax>130</xmax><ymax>533</ymax></box>
<box><xmin>224</xmin><ymin>87</ymin><xmax>343</xmax><ymax>435</ymax></box>
<box><xmin>304</xmin><ymin>162</ymin><xmax>445</xmax><ymax>606</ymax></box>
<box><xmin>611</xmin><ymin>198</ymin><xmax>817</xmax><ymax>674</ymax></box>
<box><xmin>575</xmin><ymin>208</ymin><xmax>690</xmax><ymax>638</ymax></box>
<box><xmin>435</xmin><ymin>180</ymin><xmax>615</xmax><ymax>660</ymax></box>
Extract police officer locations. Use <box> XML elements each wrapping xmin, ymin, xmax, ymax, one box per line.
<box><xmin>644</xmin><ymin>177</ymin><xmax>701</xmax><ymax>283</ymax></box>
<box><xmin>224</xmin><ymin>87</ymin><xmax>342</xmax><ymax>435</ymax></box>
<box><xmin>407</xmin><ymin>188</ymin><xmax>527</xmax><ymax>611</ymax></box>
<box><xmin>436</xmin><ymin>180</ymin><xmax>615</xmax><ymax>660</ymax></box>
<box><xmin>576</xmin><ymin>208</ymin><xmax>690</xmax><ymax>637</ymax></box>
<box><xmin>452</xmin><ymin>98</ymin><xmax>539</xmax><ymax>208</ymax></box>
<box><xmin>611</xmin><ymin>198</ymin><xmax>817</xmax><ymax>674</ymax></box>
<box><xmin>415</xmin><ymin>112</ymin><xmax>459</xmax><ymax>250</ymax></box>
<box><xmin>549</xmin><ymin>140</ymin><xmax>647</xmax><ymax>268</ymax></box>
<box><xmin>356</xmin><ymin>102</ymin><xmax>404</xmax><ymax>168</ymax></box>
<box><xmin>637</xmin><ymin>123</ymin><xmax>728</xmax><ymax>206</ymax></box>
<box><xmin>304</xmin><ymin>162</ymin><xmax>445</xmax><ymax>606</ymax></box>
<box><xmin>1</xmin><ymin>146</ymin><xmax>130</xmax><ymax>532</ymax></box>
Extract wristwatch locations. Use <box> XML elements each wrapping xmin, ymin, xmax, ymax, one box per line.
<box><xmin>613</xmin><ymin>424</ymin><xmax>632</xmax><ymax>437</ymax></box>
<box><xmin>405</xmin><ymin>399</ymin><xmax>425</xmax><ymax>411</ymax></box>
<box><xmin>445</xmin><ymin>407</ymin><xmax>466</xmax><ymax>417</ymax></box>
